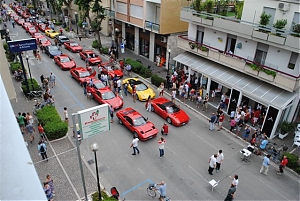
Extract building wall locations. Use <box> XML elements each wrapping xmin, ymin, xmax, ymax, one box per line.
<box><xmin>235</xmin><ymin>36</ymin><xmax>257</xmax><ymax>60</ymax></box>
<box><xmin>188</xmin><ymin>23</ymin><xmax>197</xmax><ymax>40</ymax></box>
<box><xmin>203</xmin><ymin>28</ymin><xmax>227</xmax><ymax>51</ymax></box>
<box><xmin>242</xmin><ymin>0</ymin><xmax>300</xmax><ymax>30</ymax></box>
<box><xmin>159</xmin><ymin>0</ymin><xmax>188</xmax><ymax>34</ymax></box>
<box><xmin>265</xmin><ymin>46</ymin><xmax>291</xmax><ymax>72</ymax></box>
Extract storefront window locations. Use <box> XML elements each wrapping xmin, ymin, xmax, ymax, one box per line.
<box><xmin>125</xmin><ymin>32</ymin><xmax>134</xmax><ymax>51</ymax></box>
<box><xmin>139</xmin><ymin>38</ymin><xmax>149</xmax><ymax>58</ymax></box>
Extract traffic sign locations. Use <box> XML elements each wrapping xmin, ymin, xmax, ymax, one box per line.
<box><xmin>7</xmin><ymin>38</ymin><xmax>37</xmax><ymax>53</ymax></box>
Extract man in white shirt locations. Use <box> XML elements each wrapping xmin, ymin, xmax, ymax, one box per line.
<box><xmin>117</xmin><ymin>79</ymin><xmax>121</xmax><ymax>93</ymax></box>
<box><xmin>216</xmin><ymin>150</ymin><xmax>224</xmax><ymax>173</ymax></box>
<box><xmin>208</xmin><ymin>154</ymin><xmax>217</xmax><ymax>175</ymax></box>
<box><xmin>130</xmin><ymin>136</ymin><xmax>140</xmax><ymax>155</ymax></box>
<box><xmin>231</xmin><ymin>174</ymin><xmax>239</xmax><ymax>187</ymax></box>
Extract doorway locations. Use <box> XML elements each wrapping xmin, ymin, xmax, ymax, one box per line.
<box><xmin>226</xmin><ymin>36</ymin><xmax>236</xmax><ymax>53</ymax></box>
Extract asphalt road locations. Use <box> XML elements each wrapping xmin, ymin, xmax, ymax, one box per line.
<box><xmin>9</xmin><ymin>21</ymin><xmax>300</xmax><ymax>201</ymax></box>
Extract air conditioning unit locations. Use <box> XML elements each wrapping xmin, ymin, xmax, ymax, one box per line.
<box><xmin>278</xmin><ymin>2</ymin><xmax>290</xmax><ymax>11</ymax></box>
<box><xmin>161</xmin><ymin>36</ymin><xmax>167</xmax><ymax>43</ymax></box>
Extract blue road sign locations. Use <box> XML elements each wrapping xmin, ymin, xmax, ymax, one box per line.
<box><xmin>7</xmin><ymin>38</ymin><xmax>37</xmax><ymax>53</ymax></box>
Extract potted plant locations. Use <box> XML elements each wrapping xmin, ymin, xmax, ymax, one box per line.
<box><xmin>291</xmin><ymin>23</ymin><xmax>300</xmax><ymax>37</ymax></box>
<box><xmin>258</xmin><ymin>12</ymin><xmax>271</xmax><ymax>32</ymax></box>
<box><xmin>189</xmin><ymin>42</ymin><xmax>196</xmax><ymax>50</ymax></box>
<box><xmin>273</xmin><ymin>19</ymin><xmax>287</xmax><ymax>36</ymax></box>
<box><xmin>278</xmin><ymin>121</ymin><xmax>294</xmax><ymax>139</ymax></box>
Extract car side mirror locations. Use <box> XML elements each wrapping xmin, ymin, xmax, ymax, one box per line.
<box><xmin>146</xmin><ymin>117</ymin><xmax>149</xmax><ymax>121</ymax></box>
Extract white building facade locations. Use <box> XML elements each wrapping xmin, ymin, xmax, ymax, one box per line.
<box><xmin>176</xmin><ymin>0</ymin><xmax>300</xmax><ymax>139</ymax></box>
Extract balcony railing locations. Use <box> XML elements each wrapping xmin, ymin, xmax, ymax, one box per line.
<box><xmin>177</xmin><ymin>34</ymin><xmax>299</xmax><ymax>91</ymax></box>
<box><xmin>145</xmin><ymin>20</ymin><xmax>160</xmax><ymax>33</ymax></box>
<box><xmin>104</xmin><ymin>8</ymin><xmax>115</xmax><ymax>18</ymax></box>
<box><xmin>180</xmin><ymin>7</ymin><xmax>300</xmax><ymax>49</ymax></box>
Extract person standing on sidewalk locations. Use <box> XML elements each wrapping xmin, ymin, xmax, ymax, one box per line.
<box><xmin>217</xmin><ymin>112</ymin><xmax>225</xmax><ymax>131</ymax></box>
<box><xmin>130</xmin><ymin>136</ymin><xmax>140</xmax><ymax>155</ymax></box>
<box><xmin>158</xmin><ymin>82</ymin><xmax>164</xmax><ymax>96</ymax></box>
<box><xmin>209</xmin><ymin>113</ymin><xmax>216</xmax><ymax>131</ymax></box>
<box><xmin>45</xmin><ymin>174</ymin><xmax>55</xmax><ymax>194</ymax></box>
<box><xmin>157</xmin><ymin>137</ymin><xmax>166</xmax><ymax>157</ymax></box>
<box><xmin>224</xmin><ymin>184</ymin><xmax>236</xmax><ymax>201</ymax></box>
<box><xmin>277</xmin><ymin>155</ymin><xmax>288</xmax><ymax>175</ymax></box>
<box><xmin>123</xmin><ymin>81</ymin><xmax>128</xmax><ymax>96</ymax></box>
<box><xmin>260</xmin><ymin>154</ymin><xmax>271</xmax><ymax>175</ymax></box>
<box><xmin>208</xmin><ymin>154</ymin><xmax>217</xmax><ymax>175</ymax></box>
<box><xmin>203</xmin><ymin>93</ymin><xmax>209</xmax><ymax>112</ymax></box>
<box><xmin>49</xmin><ymin>72</ymin><xmax>55</xmax><ymax>88</ymax></box>
<box><xmin>38</xmin><ymin>140</ymin><xmax>48</xmax><ymax>161</ymax></box>
<box><xmin>109</xmin><ymin>105</ymin><xmax>114</xmax><ymax>123</ymax></box>
<box><xmin>132</xmin><ymin>84</ymin><xmax>136</xmax><ymax>103</ymax></box>
<box><xmin>216</xmin><ymin>150</ymin><xmax>224</xmax><ymax>173</ymax></box>
<box><xmin>230</xmin><ymin>174</ymin><xmax>239</xmax><ymax>187</ymax></box>
<box><xmin>63</xmin><ymin>107</ymin><xmax>69</xmax><ymax>123</ymax></box>
<box><xmin>26</xmin><ymin>123</ymin><xmax>35</xmax><ymax>143</ymax></box>
<box><xmin>82</xmin><ymin>79</ymin><xmax>87</xmax><ymax>96</ymax></box>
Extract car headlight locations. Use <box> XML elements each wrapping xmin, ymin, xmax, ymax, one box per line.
<box><xmin>140</xmin><ymin>131</ymin><xmax>144</xmax><ymax>134</ymax></box>
<box><xmin>152</xmin><ymin>126</ymin><xmax>155</xmax><ymax>129</ymax></box>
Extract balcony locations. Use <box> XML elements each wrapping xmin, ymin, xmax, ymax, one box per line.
<box><xmin>177</xmin><ymin>35</ymin><xmax>299</xmax><ymax>92</ymax></box>
<box><xmin>145</xmin><ymin>20</ymin><xmax>160</xmax><ymax>33</ymax></box>
<box><xmin>104</xmin><ymin>8</ymin><xmax>115</xmax><ymax>18</ymax></box>
<box><xmin>180</xmin><ymin>7</ymin><xmax>300</xmax><ymax>51</ymax></box>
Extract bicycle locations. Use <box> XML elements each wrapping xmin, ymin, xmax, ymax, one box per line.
<box><xmin>147</xmin><ymin>183</ymin><xmax>171</xmax><ymax>201</ymax></box>
<box><xmin>27</xmin><ymin>90</ymin><xmax>43</xmax><ymax>99</ymax></box>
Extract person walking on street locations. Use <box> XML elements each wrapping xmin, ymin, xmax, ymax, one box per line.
<box><xmin>17</xmin><ymin>112</ymin><xmax>25</xmax><ymax>132</ymax></box>
<box><xmin>132</xmin><ymin>84</ymin><xmax>136</xmax><ymax>103</ymax></box>
<box><xmin>45</xmin><ymin>174</ymin><xmax>55</xmax><ymax>194</ymax></box>
<box><xmin>109</xmin><ymin>105</ymin><xmax>114</xmax><ymax>123</ymax></box>
<box><xmin>145</xmin><ymin>96</ymin><xmax>152</xmax><ymax>112</ymax></box>
<box><xmin>208</xmin><ymin>154</ymin><xmax>217</xmax><ymax>175</ymax></box>
<box><xmin>26</xmin><ymin>123</ymin><xmax>35</xmax><ymax>143</ymax></box>
<box><xmin>216</xmin><ymin>150</ymin><xmax>224</xmax><ymax>173</ymax></box>
<box><xmin>217</xmin><ymin>112</ymin><xmax>225</xmax><ymax>131</ymax></box>
<box><xmin>230</xmin><ymin>174</ymin><xmax>239</xmax><ymax>187</ymax></box>
<box><xmin>171</xmin><ymin>88</ymin><xmax>176</xmax><ymax>103</ymax></box>
<box><xmin>260</xmin><ymin>154</ymin><xmax>271</xmax><ymax>175</ymax></box>
<box><xmin>157</xmin><ymin>137</ymin><xmax>166</xmax><ymax>157</ymax></box>
<box><xmin>209</xmin><ymin>113</ymin><xmax>216</xmax><ymax>131</ymax></box>
<box><xmin>202</xmin><ymin>93</ymin><xmax>209</xmax><ymax>112</ymax></box>
<box><xmin>38</xmin><ymin>140</ymin><xmax>48</xmax><ymax>161</ymax></box>
<box><xmin>82</xmin><ymin>79</ymin><xmax>87</xmax><ymax>96</ymax></box>
<box><xmin>123</xmin><ymin>81</ymin><xmax>128</xmax><ymax>96</ymax></box>
<box><xmin>130</xmin><ymin>136</ymin><xmax>140</xmax><ymax>155</ymax></box>
<box><xmin>277</xmin><ymin>155</ymin><xmax>288</xmax><ymax>175</ymax></box>
<box><xmin>158</xmin><ymin>82</ymin><xmax>164</xmax><ymax>96</ymax></box>
<box><xmin>43</xmin><ymin>182</ymin><xmax>54</xmax><ymax>201</ymax></box>
<box><xmin>49</xmin><ymin>72</ymin><xmax>55</xmax><ymax>88</ymax></box>
<box><xmin>38</xmin><ymin>123</ymin><xmax>46</xmax><ymax>142</ymax></box>
<box><xmin>63</xmin><ymin>107</ymin><xmax>69</xmax><ymax>123</ymax></box>
<box><xmin>224</xmin><ymin>184</ymin><xmax>236</xmax><ymax>201</ymax></box>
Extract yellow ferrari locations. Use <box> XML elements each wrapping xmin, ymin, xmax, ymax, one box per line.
<box><xmin>122</xmin><ymin>78</ymin><xmax>155</xmax><ymax>101</ymax></box>
<box><xmin>45</xmin><ymin>29</ymin><xmax>59</xmax><ymax>39</ymax></box>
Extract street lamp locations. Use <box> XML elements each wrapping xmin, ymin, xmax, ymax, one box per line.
<box><xmin>90</xmin><ymin>143</ymin><xmax>102</xmax><ymax>200</ymax></box>
<box><xmin>168</xmin><ymin>49</ymin><xmax>171</xmax><ymax>75</ymax></box>
<box><xmin>114</xmin><ymin>28</ymin><xmax>120</xmax><ymax>59</ymax></box>
<box><xmin>74</xmin><ymin>12</ymin><xmax>79</xmax><ymax>35</ymax></box>
<box><xmin>25</xmin><ymin>54</ymin><xmax>34</xmax><ymax>90</ymax></box>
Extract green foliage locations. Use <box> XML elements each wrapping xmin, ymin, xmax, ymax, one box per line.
<box><xmin>55</xmin><ymin>21</ymin><xmax>62</xmax><ymax>26</ymax></box>
<box><xmin>125</xmin><ymin>59</ymin><xmax>152</xmax><ymax>78</ymax></box>
<box><xmin>259</xmin><ymin>12</ymin><xmax>271</xmax><ymax>26</ymax></box>
<box><xmin>92</xmin><ymin>40</ymin><xmax>101</xmax><ymax>49</ymax></box>
<box><xmin>92</xmin><ymin>191</ymin><xmax>117</xmax><ymax>201</ymax></box>
<box><xmin>273</xmin><ymin>19</ymin><xmax>287</xmax><ymax>29</ymax></box>
<box><xmin>3</xmin><ymin>42</ymin><xmax>15</xmax><ymax>62</ymax></box>
<box><xmin>199</xmin><ymin>46</ymin><xmax>209</xmax><ymax>52</ymax></box>
<box><xmin>193</xmin><ymin>0</ymin><xmax>201</xmax><ymax>11</ymax></box>
<box><xmin>3</xmin><ymin>42</ymin><xmax>9</xmax><ymax>52</ymax></box>
<box><xmin>189</xmin><ymin>42</ymin><xmax>196</xmax><ymax>49</ymax></box>
<box><xmin>37</xmin><ymin>106</ymin><xmax>68</xmax><ymax>140</ymax></box>
<box><xmin>151</xmin><ymin>74</ymin><xmax>166</xmax><ymax>87</ymax></box>
<box><xmin>204</xmin><ymin>0</ymin><xmax>214</xmax><ymax>13</ymax></box>
<box><xmin>291</xmin><ymin>23</ymin><xmax>300</xmax><ymax>37</ymax></box>
<box><xmin>262</xmin><ymin>69</ymin><xmax>276</xmax><ymax>78</ymax></box>
<box><xmin>10</xmin><ymin>62</ymin><xmax>22</xmax><ymax>73</ymax></box>
<box><xmin>235</xmin><ymin>1</ymin><xmax>244</xmax><ymax>19</ymax></box>
<box><xmin>279</xmin><ymin>121</ymin><xmax>294</xmax><ymax>133</ymax></box>
<box><xmin>283</xmin><ymin>152</ymin><xmax>299</xmax><ymax>170</ymax></box>
<box><xmin>21</xmin><ymin>78</ymin><xmax>41</xmax><ymax>95</ymax></box>
<box><xmin>249</xmin><ymin>63</ymin><xmax>260</xmax><ymax>71</ymax></box>
<box><xmin>101</xmin><ymin>47</ymin><xmax>109</xmax><ymax>54</ymax></box>
<box><xmin>65</xmin><ymin>27</ymin><xmax>70</xmax><ymax>32</ymax></box>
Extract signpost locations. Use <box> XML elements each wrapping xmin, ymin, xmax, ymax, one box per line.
<box><xmin>7</xmin><ymin>38</ymin><xmax>37</xmax><ymax>94</ymax></box>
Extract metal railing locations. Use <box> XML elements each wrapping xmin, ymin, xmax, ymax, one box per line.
<box><xmin>145</xmin><ymin>20</ymin><xmax>160</xmax><ymax>33</ymax></box>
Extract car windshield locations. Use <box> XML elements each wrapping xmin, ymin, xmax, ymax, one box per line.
<box><xmin>60</xmin><ymin>37</ymin><xmax>69</xmax><ymax>41</ymax></box>
<box><xmin>133</xmin><ymin>116</ymin><xmax>147</xmax><ymax>126</ymax></box>
<box><xmin>40</xmin><ymin>38</ymin><xmax>48</xmax><ymax>43</ymax></box>
<box><xmin>102</xmin><ymin>91</ymin><xmax>115</xmax><ymax>100</ymax></box>
<box><xmin>166</xmin><ymin>104</ymin><xmax>181</xmax><ymax>114</ymax></box>
<box><xmin>136</xmin><ymin>83</ymin><xmax>147</xmax><ymax>91</ymax></box>
<box><xmin>29</xmin><ymin>27</ymin><xmax>35</xmax><ymax>31</ymax></box>
<box><xmin>49</xmin><ymin>46</ymin><xmax>59</xmax><ymax>51</ymax></box>
<box><xmin>79</xmin><ymin>71</ymin><xmax>90</xmax><ymax>78</ymax></box>
<box><xmin>61</xmin><ymin>57</ymin><xmax>70</xmax><ymax>62</ymax></box>
<box><xmin>94</xmin><ymin>82</ymin><xmax>105</xmax><ymax>89</ymax></box>
<box><xmin>70</xmin><ymin>43</ymin><xmax>78</xmax><ymax>47</ymax></box>
<box><xmin>88</xmin><ymin>53</ymin><xmax>96</xmax><ymax>58</ymax></box>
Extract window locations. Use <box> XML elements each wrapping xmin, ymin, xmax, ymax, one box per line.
<box><xmin>116</xmin><ymin>2</ymin><xmax>127</xmax><ymax>14</ymax></box>
<box><xmin>291</xmin><ymin>12</ymin><xmax>300</xmax><ymax>31</ymax></box>
<box><xmin>130</xmin><ymin>5</ymin><xmax>143</xmax><ymax>19</ymax></box>
<box><xmin>288</xmin><ymin>52</ymin><xmax>298</xmax><ymax>70</ymax></box>
<box><xmin>254</xmin><ymin>43</ymin><xmax>269</xmax><ymax>65</ymax></box>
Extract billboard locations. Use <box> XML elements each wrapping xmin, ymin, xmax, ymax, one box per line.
<box><xmin>77</xmin><ymin>104</ymin><xmax>110</xmax><ymax>140</ymax></box>
<box><xmin>7</xmin><ymin>38</ymin><xmax>37</xmax><ymax>53</ymax></box>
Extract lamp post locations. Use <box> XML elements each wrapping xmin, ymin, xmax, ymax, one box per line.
<box><xmin>168</xmin><ymin>49</ymin><xmax>171</xmax><ymax>75</ymax></box>
<box><xmin>90</xmin><ymin>143</ymin><xmax>102</xmax><ymax>200</ymax></box>
<box><xmin>26</xmin><ymin>54</ymin><xmax>34</xmax><ymax>90</ymax></box>
<box><xmin>109</xmin><ymin>21</ymin><xmax>114</xmax><ymax>47</ymax></box>
<box><xmin>114</xmin><ymin>28</ymin><xmax>120</xmax><ymax>59</ymax></box>
<box><xmin>74</xmin><ymin>12</ymin><xmax>79</xmax><ymax>35</ymax></box>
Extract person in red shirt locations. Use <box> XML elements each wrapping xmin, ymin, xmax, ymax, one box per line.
<box><xmin>217</xmin><ymin>113</ymin><xmax>225</xmax><ymax>131</ymax></box>
<box><xmin>161</xmin><ymin>123</ymin><xmax>169</xmax><ymax>135</ymax></box>
<box><xmin>277</xmin><ymin>155</ymin><xmax>288</xmax><ymax>175</ymax></box>
<box><xmin>252</xmin><ymin>109</ymin><xmax>261</xmax><ymax>126</ymax></box>
<box><xmin>38</xmin><ymin>123</ymin><xmax>46</xmax><ymax>142</ymax></box>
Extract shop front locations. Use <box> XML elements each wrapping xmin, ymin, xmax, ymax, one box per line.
<box><xmin>173</xmin><ymin>52</ymin><xmax>298</xmax><ymax>139</ymax></box>
<box><xmin>139</xmin><ymin>29</ymin><xmax>150</xmax><ymax>58</ymax></box>
<box><xmin>125</xmin><ymin>24</ymin><xmax>134</xmax><ymax>51</ymax></box>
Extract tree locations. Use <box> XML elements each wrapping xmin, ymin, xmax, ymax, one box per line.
<box><xmin>91</xmin><ymin>0</ymin><xmax>106</xmax><ymax>53</ymax></box>
<box><xmin>74</xmin><ymin>0</ymin><xmax>92</xmax><ymax>26</ymax></box>
<box><xmin>58</xmin><ymin>0</ymin><xmax>74</xmax><ymax>30</ymax></box>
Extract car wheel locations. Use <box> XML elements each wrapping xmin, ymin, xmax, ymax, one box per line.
<box><xmin>151</xmin><ymin>106</ymin><xmax>154</xmax><ymax>112</ymax></box>
<box><xmin>119</xmin><ymin>118</ymin><xmax>123</xmax><ymax>125</ymax></box>
<box><xmin>133</xmin><ymin>132</ymin><xmax>138</xmax><ymax>138</ymax></box>
<box><xmin>166</xmin><ymin>117</ymin><xmax>172</xmax><ymax>124</ymax></box>
<box><xmin>136</xmin><ymin>95</ymin><xmax>139</xmax><ymax>101</ymax></box>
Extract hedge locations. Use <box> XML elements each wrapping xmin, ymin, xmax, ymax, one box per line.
<box><xmin>92</xmin><ymin>40</ymin><xmax>101</xmax><ymax>49</ymax></box>
<box><xmin>10</xmin><ymin>62</ymin><xmax>22</xmax><ymax>73</ymax></box>
<box><xmin>21</xmin><ymin>78</ymin><xmax>41</xmax><ymax>95</ymax></box>
<box><xmin>283</xmin><ymin>152</ymin><xmax>300</xmax><ymax>172</ymax></box>
<box><xmin>37</xmin><ymin>106</ymin><xmax>68</xmax><ymax>140</ymax></box>
<box><xmin>151</xmin><ymin>74</ymin><xmax>166</xmax><ymax>87</ymax></box>
<box><xmin>92</xmin><ymin>191</ymin><xmax>117</xmax><ymax>201</ymax></box>
<box><xmin>101</xmin><ymin>47</ymin><xmax>109</xmax><ymax>54</ymax></box>
<box><xmin>125</xmin><ymin>58</ymin><xmax>152</xmax><ymax>78</ymax></box>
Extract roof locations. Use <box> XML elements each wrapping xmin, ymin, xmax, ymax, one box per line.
<box><xmin>173</xmin><ymin>52</ymin><xmax>298</xmax><ymax>109</ymax></box>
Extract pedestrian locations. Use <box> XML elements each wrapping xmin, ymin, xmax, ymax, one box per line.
<box><xmin>26</xmin><ymin>112</ymin><xmax>34</xmax><ymax>125</ymax></box>
<box><xmin>243</xmin><ymin>125</ymin><xmax>251</xmax><ymax>141</ymax></box>
<box><xmin>229</xmin><ymin>118</ymin><xmax>236</xmax><ymax>132</ymax></box>
<box><xmin>277</xmin><ymin>155</ymin><xmax>288</xmax><ymax>175</ymax></box>
<box><xmin>45</xmin><ymin>174</ymin><xmax>55</xmax><ymax>194</ymax></box>
<box><xmin>130</xmin><ymin>136</ymin><xmax>140</xmax><ymax>155</ymax></box>
<box><xmin>224</xmin><ymin>184</ymin><xmax>236</xmax><ymax>201</ymax></box>
<box><xmin>54</xmin><ymin>38</ymin><xmax>58</xmax><ymax>46</ymax></box>
<box><xmin>38</xmin><ymin>123</ymin><xmax>46</xmax><ymax>142</ymax></box>
<box><xmin>157</xmin><ymin>137</ymin><xmax>166</xmax><ymax>157</ymax></box>
<box><xmin>202</xmin><ymin>93</ymin><xmax>209</xmax><ymax>112</ymax></box>
<box><xmin>38</xmin><ymin>140</ymin><xmax>48</xmax><ymax>161</ymax></box>
<box><xmin>109</xmin><ymin>105</ymin><xmax>114</xmax><ymax>123</ymax></box>
<box><xmin>117</xmin><ymin>79</ymin><xmax>121</xmax><ymax>93</ymax></box>
<box><xmin>161</xmin><ymin>123</ymin><xmax>169</xmax><ymax>135</ymax></box>
<box><xmin>235</xmin><ymin>119</ymin><xmax>243</xmax><ymax>137</ymax></box>
<box><xmin>123</xmin><ymin>81</ymin><xmax>128</xmax><ymax>96</ymax></box>
<box><xmin>36</xmin><ymin>50</ymin><xmax>41</xmax><ymax>61</ymax></box>
<box><xmin>59</xmin><ymin>27</ymin><xmax>63</xmax><ymax>35</ymax></box>
<box><xmin>113</xmin><ymin>79</ymin><xmax>118</xmax><ymax>92</ymax></box>
<box><xmin>40</xmin><ymin>74</ymin><xmax>45</xmax><ymax>87</ymax></box>
<box><xmin>82</xmin><ymin>79</ymin><xmax>87</xmax><ymax>96</ymax></box>
<box><xmin>49</xmin><ymin>72</ymin><xmax>55</xmax><ymax>88</ymax></box>
<box><xmin>26</xmin><ymin>123</ymin><xmax>35</xmax><ymax>143</ymax></box>
<box><xmin>208</xmin><ymin>154</ymin><xmax>217</xmax><ymax>175</ymax></box>
<box><xmin>217</xmin><ymin>112</ymin><xmax>225</xmax><ymax>131</ymax></box>
<box><xmin>171</xmin><ymin>88</ymin><xmax>176</xmax><ymax>103</ymax></box>
<box><xmin>157</xmin><ymin>181</ymin><xmax>167</xmax><ymax>201</ymax></box>
<box><xmin>196</xmin><ymin>94</ymin><xmax>202</xmax><ymax>108</ymax></box>
<box><xmin>158</xmin><ymin>82</ymin><xmax>164</xmax><ymax>96</ymax></box>
<box><xmin>230</xmin><ymin>174</ymin><xmax>239</xmax><ymax>187</ymax></box>
<box><xmin>132</xmin><ymin>84</ymin><xmax>136</xmax><ymax>103</ymax></box>
<box><xmin>63</xmin><ymin>107</ymin><xmax>69</xmax><ymax>123</ymax></box>
<box><xmin>43</xmin><ymin>182</ymin><xmax>54</xmax><ymax>201</ymax></box>
<box><xmin>216</xmin><ymin>150</ymin><xmax>224</xmax><ymax>173</ymax></box>
<box><xmin>211</xmin><ymin>89</ymin><xmax>215</xmax><ymax>102</ymax></box>
<box><xmin>260</xmin><ymin>154</ymin><xmax>271</xmax><ymax>175</ymax></box>
<box><xmin>145</xmin><ymin>95</ymin><xmax>152</xmax><ymax>112</ymax></box>
<box><xmin>209</xmin><ymin>113</ymin><xmax>216</xmax><ymax>131</ymax></box>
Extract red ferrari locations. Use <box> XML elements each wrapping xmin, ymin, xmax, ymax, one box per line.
<box><xmin>116</xmin><ymin>107</ymin><xmax>158</xmax><ymax>141</ymax></box>
<box><xmin>33</xmin><ymin>32</ymin><xmax>44</xmax><ymax>39</ymax></box>
<box><xmin>38</xmin><ymin>23</ymin><xmax>47</xmax><ymax>32</ymax></box>
<box><xmin>28</xmin><ymin>26</ymin><xmax>38</xmax><ymax>36</ymax></box>
<box><xmin>100</xmin><ymin>62</ymin><xmax>123</xmax><ymax>79</ymax></box>
<box><xmin>16</xmin><ymin>18</ymin><xmax>24</xmax><ymax>25</ymax></box>
<box><xmin>86</xmin><ymin>80</ymin><xmax>106</xmax><ymax>93</ymax></box>
<box><xmin>79</xmin><ymin>50</ymin><xmax>102</xmax><ymax>65</ymax></box>
<box><xmin>54</xmin><ymin>54</ymin><xmax>76</xmax><ymax>70</ymax></box>
<box><xmin>22</xmin><ymin>22</ymin><xmax>32</xmax><ymax>29</ymax></box>
<box><xmin>38</xmin><ymin>37</ymin><xmax>52</xmax><ymax>47</ymax></box>
<box><xmin>70</xmin><ymin>67</ymin><xmax>97</xmax><ymax>84</ymax></box>
<box><xmin>151</xmin><ymin>97</ymin><xmax>190</xmax><ymax>126</ymax></box>
<box><xmin>92</xmin><ymin>88</ymin><xmax>123</xmax><ymax>110</ymax></box>
<box><xmin>64</xmin><ymin>41</ymin><xmax>83</xmax><ymax>53</ymax></box>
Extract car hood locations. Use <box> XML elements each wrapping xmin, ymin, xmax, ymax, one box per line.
<box><xmin>137</xmin><ymin>88</ymin><xmax>155</xmax><ymax>99</ymax></box>
<box><xmin>103</xmin><ymin>97</ymin><xmax>123</xmax><ymax>109</ymax></box>
<box><xmin>61</xmin><ymin>61</ymin><xmax>76</xmax><ymax>68</ymax></box>
<box><xmin>110</xmin><ymin>69</ymin><xmax>123</xmax><ymax>77</ymax></box>
<box><xmin>72</xmin><ymin>46</ymin><xmax>82</xmax><ymax>51</ymax></box>
<box><xmin>170</xmin><ymin>111</ymin><xmax>190</xmax><ymax>123</ymax></box>
<box><xmin>137</xmin><ymin>122</ymin><xmax>157</xmax><ymax>134</ymax></box>
<box><xmin>89</xmin><ymin>57</ymin><xmax>101</xmax><ymax>63</ymax></box>
<box><xmin>49</xmin><ymin>50</ymin><xmax>62</xmax><ymax>55</ymax></box>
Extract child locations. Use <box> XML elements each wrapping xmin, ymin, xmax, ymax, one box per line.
<box><xmin>161</xmin><ymin>123</ymin><xmax>169</xmax><ymax>135</ymax></box>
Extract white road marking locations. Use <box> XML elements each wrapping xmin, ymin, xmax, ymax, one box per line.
<box><xmin>138</xmin><ymin>168</ymin><xmax>144</xmax><ymax>174</ymax></box>
<box><xmin>166</xmin><ymin>146</ymin><xmax>177</xmax><ymax>156</ymax></box>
